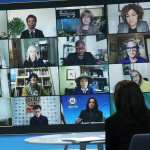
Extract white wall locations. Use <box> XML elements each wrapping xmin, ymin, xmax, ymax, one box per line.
<box><xmin>8</xmin><ymin>8</ymin><xmax>56</xmax><ymax>37</ymax></box>
<box><xmin>109</xmin><ymin>64</ymin><xmax>124</xmax><ymax>93</ymax></box>
<box><xmin>0</xmin><ymin>11</ymin><xmax>7</xmax><ymax>35</ymax></box>
<box><xmin>0</xmin><ymin>40</ymin><xmax>9</xmax><ymax>68</ymax></box>
<box><xmin>50</xmin><ymin>67</ymin><xmax>59</xmax><ymax>95</ymax></box>
<box><xmin>1</xmin><ymin>69</ymin><xmax>10</xmax><ymax>97</ymax></box>
<box><xmin>107</xmin><ymin>4</ymin><xmax>119</xmax><ymax>33</ymax></box>
<box><xmin>59</xmin><ymin>66</ymin><xmax>80</xmax><ymax>95</ymax></box>
<box><xmin>0</xmin><ymin>98</ymin><xmax>11</xmax><ymax>121</ymax></box>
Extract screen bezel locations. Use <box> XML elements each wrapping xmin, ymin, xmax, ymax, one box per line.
<box><xmin>0</xmin><ymin>0</ymin><xmax>148</xmax><ymax>134</ymax></box>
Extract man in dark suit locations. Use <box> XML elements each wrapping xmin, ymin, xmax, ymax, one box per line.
<box><xmin>21</xmin><ymin>14</ymin><xmax>44</xmax><ymax>38</ymax></box>
<box><xmin>63</xmin><ymin>40</ymin><xmax>96</xmax><ymax>66</ymax></box>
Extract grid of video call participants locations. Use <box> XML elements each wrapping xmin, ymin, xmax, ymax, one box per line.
<box><xmin>0</xmin><ymin>2</ymin><xmax>150</xmax><ymax>127</ymax></box>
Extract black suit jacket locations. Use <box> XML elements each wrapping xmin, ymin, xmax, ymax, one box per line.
<box><xmin>79</xmin><ymin>109</ymin><xmax>103</xmax><ymax>123</ymax></box>
<box><xmin>105</xmin><ymin>112</ymin><xmax>150</xmax><ymax>150</ymax></box>
<box><xmin>20</xmin><ymin>29</ymin><xmax>44</xmax><ymax>38</ymax></box>
<box><xmin>30</xmin><ymin>115</ymin><xmax>48</xmax><ymax>127</ymax></box>
<box><xmin>63</xmin><ymin>52</ymin><xmax>96</xmax><ymax>66</ymax></box>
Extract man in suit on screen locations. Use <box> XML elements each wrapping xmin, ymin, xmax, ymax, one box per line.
<box><xmin>21</xmin><ymin>14</ymin><xmax>44</xmax><ymax>38</ymax></box>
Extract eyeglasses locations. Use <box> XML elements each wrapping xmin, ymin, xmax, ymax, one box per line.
<box><xmin>131</xmin><ymin>74</ymin><xmax>139</xmax><ymax>78</ymax></box>
<box><xmin>126</xmin><ymin>46</ymin><xmax>137</xmax><ymax>52</ymax></box>
<box><xmin>35</xmin><ymin>110</ymin><xmax>41</xmax><ymax>113</ymax></box>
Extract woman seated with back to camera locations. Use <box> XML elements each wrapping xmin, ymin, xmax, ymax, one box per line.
<box><xmin>76</xmin><ymin>97</ymin><xmax>103</xmax><ymax>124</ymax></box>
<box><xmin>118</xmin><ymin>3</ymin><xmax>149</xmax><ymax>33</ymax></box>
<box><xmin>24</xmin><ymin>45</ymin><xmax>47</xmax><ymax>68</ymax></box>
<box><xmin>105</xmin><ymin>80</ymin><xmax>150</xmax><ymax>150</ymax></box>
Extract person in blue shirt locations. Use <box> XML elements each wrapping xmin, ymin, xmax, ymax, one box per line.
<box><xmin>119</xmin><ymin>39</ymin><xmax>148</xmax><ymax>64</ymax></box>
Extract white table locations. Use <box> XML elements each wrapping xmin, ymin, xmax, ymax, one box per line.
<box><xmin>25</xmin><ymin>132</ymin><xmax>105</xmax><ymax>150</ymax></box>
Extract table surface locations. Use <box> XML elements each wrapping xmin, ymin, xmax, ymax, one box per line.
<box><xmin>25</xmin><ymin>132</ymin><xmax>105</xmax><ymax>145</ymax></box>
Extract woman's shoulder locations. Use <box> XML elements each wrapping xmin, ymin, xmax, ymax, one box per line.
<box><xmin>137</xmin><ymin>20</ymin><xmax>149</xmax><ymax>32</ymax></box>
<box><xmin>138</xmin><ymin>20</ymin><xmax>149</xmax><ymax>26</ymax></box>
<box><xmin>118</xmin><ymin>22</ymin><xmax>128</xmax><ymax>33</ymax></box>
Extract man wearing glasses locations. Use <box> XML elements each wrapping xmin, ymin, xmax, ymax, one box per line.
<box><xmin>119</xmin><ymin>39</ymin><xmax>148</xmax><ymax>64</ymax></box>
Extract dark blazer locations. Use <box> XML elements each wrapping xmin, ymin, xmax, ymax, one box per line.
<box><xmin>79</xmin><ymin>109</ymin><xmax>103</xmax><ymax>123</ymax></box>
<box><xmin>105</xmin><ymin>112</ymin><xmax>150</xmax><ymax>150</ymax></box>
<box><xmin>63</xmin><ymin>52</ymin><xmax>96</xmax><ymax>66</ymax></box>
<box><xmin>20</xmin><ymin>29</ymin><xmax>44</xmax><ymax>38</ymax></box>
<box><xmin>118</xmin><ymin>21</ymin><xmax>149</xmax><ymax>33</ymax></box>
<box><xmin>24</xmin><ymin>59</ymin><xmax>47</xmax><ymax>68</ymax></box>
<box><xmin>30</xmin><ymin>115</ymin><xmax>48</xmax><ymax>127</ymax></box>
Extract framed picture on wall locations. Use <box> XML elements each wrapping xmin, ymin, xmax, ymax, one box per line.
<box><xmin>66</xmin><ymin>69</ymin><xmax>76</xmax><ymax>80</ymax></box>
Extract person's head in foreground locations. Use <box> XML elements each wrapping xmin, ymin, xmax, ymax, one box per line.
<box><xmin>114</xmin><ymin>80</ymin><xmax>147</xmax><ymax>116</ymax></box>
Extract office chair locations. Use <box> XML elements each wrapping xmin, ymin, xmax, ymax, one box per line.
<box><xmin>129</xmin><ymin>134</ymin><xmax>150</xmax><ymax>150</ymax></box>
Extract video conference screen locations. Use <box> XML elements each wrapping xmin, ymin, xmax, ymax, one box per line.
<box><xmin>0</xmin><ymin>1</ymin><xmax>150</xmax><ymax>132</ymax></box>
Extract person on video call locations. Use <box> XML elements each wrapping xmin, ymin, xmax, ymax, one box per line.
<box><xmin>76</xmin><ymin>97</ymin><xmax>103</xmax><ymax>124</ymax></box>
<box><xmin>105</xmin><ymin>80</ymin><xmax>150</xmax><ymax>150</ymax></box>
<box><xmin>118</xmin><ymin>3</ymin><xmax>149</xmax><ymax>33</ymax></box>
<box><xmin>130</xmin><ymin>69</ymin><xmax>150</xmax><ymax>92</ymax></box>
<box><xmin>20</xmin><ymin>14</ymin><xmax>44</xmax><ymax>38</ymax></box>
<box><xmin>76</xmin><ymin>9</ymin><xmax>99</xmax><ymax>35</ymax></box>
<box><xmin>63</xmin><ymin>40</ymin><xmax>96</xmax><ymax>66</ymax></box>
<box><xmin>24</xmin><ymin>45</ymin><xmax>46</xmax><ymax>68</ymax></box>
<box><xmin>73</xmin><ymin>75</ymin><xmax>96</xmax><ymax>95</ymax></box>
<box><xmin>119</xmin><ymin>39</ymin><xmax>148</xmax><ymax>64</ymax></box>
<box><xmin>30</xmin><ymin>105</ymin><xmax>48</xmax><ymax>127</ymax></box>
<box><xmin>22</xmin><ymin>73</ymin><xmax>49</xmax><ymax>96</ymax></box>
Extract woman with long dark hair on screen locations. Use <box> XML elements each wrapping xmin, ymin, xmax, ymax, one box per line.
<box><xmin>24</xmin><ymin>45</ymin><xmax>46</xmax><ymax>68</ymax></box>
<box><xmin>105</xmin><ymin>80</ymin><xmax>150</xmax><ymax>150</ymax></box>
<box><xmin>76</xmin><ymin>97</ymin><xmax>103</xmax><ymax>124</ymax></box>
<box><xmin>118</xmin><ymin>3</ymin><xmax>149</xmax><ymax>33</ymax></box>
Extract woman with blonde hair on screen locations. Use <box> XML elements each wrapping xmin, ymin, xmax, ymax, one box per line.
<box><xmin>130</xmin><ymin>69</ymin><xmax>150</xmax><ymax>92</ymax></box>
<box><xmin>24</xmin><ymin>45</ymin><xmax>46</xmax><ymax>68</ymax></box>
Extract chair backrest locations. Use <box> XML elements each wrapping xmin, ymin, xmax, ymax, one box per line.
<box><xmin>129</xmin><ymin>134</ymin><xmax>150</xmax><ymax>150</ymax></box>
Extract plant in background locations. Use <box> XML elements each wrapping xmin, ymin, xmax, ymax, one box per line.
<box><xmin>8</xmin><ymin>17</ymin><xmax>25</xmax><ymax>38</ymax></box>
